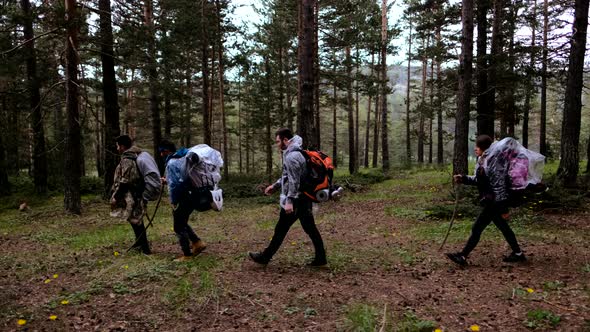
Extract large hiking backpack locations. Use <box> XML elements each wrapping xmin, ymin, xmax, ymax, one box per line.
<box><xmin>136</xmin><ymin>151</ymin><xmax>162</xmax><ymax>201</ymax></box>
<box><xmin>297</xmin><ymin>149</ymin><xmax>342</xmax><ymax>202</ymax></box>
<box><xmin>485</xmin><ymin>137</ymin><xmax>546</xmax><ymax>206</ymax></box>
<box><xmin>122</xmin><ymin>151</ymin><xmax>161</xmax><ymax>202</ymax></box>
<box><xmin>183</xmin><ymin>144</ymin><xmax>224</xmax><ymax>211</ymax></box>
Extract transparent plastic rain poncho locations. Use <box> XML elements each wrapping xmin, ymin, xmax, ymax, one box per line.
<box><xmin>484</xmin><ymin>137</ymin><xmax>545</xmax><ymax>194</ymax></box>
<box><xmin>185</xmin><ymin>144</ymin><xmax>224</xmax><ymax>188</ymax></box>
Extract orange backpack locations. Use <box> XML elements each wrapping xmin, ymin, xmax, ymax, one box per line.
<box><xmin>297</xmin><ymin>149</ymin><xmax>335</xmax><ymax>202</ymax></box>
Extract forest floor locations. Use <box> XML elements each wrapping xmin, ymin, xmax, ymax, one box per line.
<box><xmin>1</xmin><ymin>167</ymin><xmax>589</xmax><ymax>331</ymax></box>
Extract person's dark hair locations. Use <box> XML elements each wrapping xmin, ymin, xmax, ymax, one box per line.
<box><xmin>275</xmin><ymin>128</ymin><xmax>293</xmax><ymax>140</ymax></box>
<box><xmin>115</xmin><ymin>135</ymin><xmax>133</xmax><ymax>149</ymax></box>
<box><xmin>158</xmin><ymin>139</ymin><xmax>176</xmax><ymax>153</ymax></box>
<box><xmin>475</xmin><ymin>135</ymin><xmax>493</xmax><ymax>150</ymax></box>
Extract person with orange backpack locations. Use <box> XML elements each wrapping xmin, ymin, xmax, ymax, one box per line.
<box><xmin>249</xmin><ymin>128</ymin><xmax>328</xmax><ymax>267</ymax></box>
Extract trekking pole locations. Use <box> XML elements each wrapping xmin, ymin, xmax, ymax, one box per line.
<box><xmin>439</xmin><ymin>179</ymin><xmax>460</xmax><ymax>251</ymax></box>
<box><xmin>126</xmin><ymin>185</ymin><xmax>164</xmax><ymax>252</ymax></box>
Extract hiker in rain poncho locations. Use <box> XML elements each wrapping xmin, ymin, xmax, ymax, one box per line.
<box><xmin>446</xmin><ymin>135</ymin><xmax>526</xmax><ymax>266</ymax></box>
<box><xmin>110</xmin><ymin>135</ymin><xmax>158</xmax><ymax>255</ymax></box>
<box><xmin>248</xmin><ymin>128</ymin><xmax>327</xmax><ymax>267</ymax></box>
<box><xmin>159</xmin><ymin>140</ymin><xmax>208</xmax><ymax>262</ymax></box>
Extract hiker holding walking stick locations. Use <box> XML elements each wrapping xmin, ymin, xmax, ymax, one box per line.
<box><xmin>445</xmin><ymin>135</ymin><xmax>526</xmax><ymax>266</ymax></box>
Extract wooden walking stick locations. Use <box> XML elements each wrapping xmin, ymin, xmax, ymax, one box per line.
<box><xmin>440</xmin><ymin>180</ymin><xmax>460</xmax><ymax>250</ymax></box>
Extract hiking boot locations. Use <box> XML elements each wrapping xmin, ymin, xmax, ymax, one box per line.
<box><xmin>446</xmin><ymin>252</ymin><xmax>468</xmax><ymax>266</ymax></box>
<box><xmin>173</xmin><ymin>255</ymin><xmax>192</xmax><ymax>262</ymax></box>
<box><xmin>248</xmin><ymin>251</ymin><xmax>269</xmax><ymax>265</ymax></box>
<box><xmin>503</xmin><ymin>251</ymin><xmax>526</xmax><ymax>263</ymax></box>
<box><xmin>307</xmin><ymin>258</ymin><xmax>328</xmax><ymax>268</ymax></box>
<box><xmin>192</xmin><ymin>240</ymin><xmax>207</xmax><ymax>256</ymax></box>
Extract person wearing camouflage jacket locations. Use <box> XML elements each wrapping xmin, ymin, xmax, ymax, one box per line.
<box><xmin>110</xmin><ymin>135</ymin><xmax>151</xmax><ymax>254</ymax></box>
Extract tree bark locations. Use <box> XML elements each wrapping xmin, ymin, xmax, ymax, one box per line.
<box><xmin>380</xmin><ymin>0</ymin><xmax>390</xmax><ymax>171</ymax></box>
<box><xmin>144</xmin><ymin>0</ymin><xmax>162</xmax><ymax>171</ymax></box>
<box><xmin>265</xmin><ymin>57</ymin><xmax>273</xmax><ymax>182</ymax></box>
<box><xmin>476</xmin><ymin>0</ymin><xmax>493</xmax><ymax>137</ymax></box>
<box><xmin>22</xmin><ymin>0</ymin><xmax>48</xmax><ymax>194</ymax></box>
<box><xmin>332</xmin><ymin>51</ymin><xmax>338</xmax><ymax>168</ymax></box>
<box><xmin>346</xmin><ymin>46</ymin><xmax>356</xmax><ymax>174</ymax></box>
<box><xmin>64</xmin><ymin>0</ymin><xmax>82</xmax><ymax>214</ymax></box>
<box><xmin>202</xmin><ymin>0</ymin><xmax>211</xmax><ymax>146</ymax></box>
<box><xmin>298</xmin><ymin>0</ymin><xmax>317</xmax><ymax>149</ymax></box>
<box><xmin>406</xmin><ymin>16</ymin><xmax>412</xmax><ymax>164</ymax></box>
<box><xmin>539</xmin><ymin>0</ymin><xmax>548</xmax><ymax>156</ymax></box>
<box><xmin>313</xmin><ymin>0</ymin><xmax>320</xmax><ymax>148</ymax></box>
<box><xmin>418</xmin><ymin>38</ymin><xmax>427</xmax><ymax>164</ymax></box>
<box><xmin>364</xmin><ymin>52</ymin><xmax>374</xmax><ymax>168</ymax></box>
<box><xmin>0</xmin><ymin>96</ymin><xmax>10</xmax><ymax>195</ymax></box>
<box><xmin>98</xmin><ymin>0</ymin><xmax>120</xmax><ymax>198</ymax></box>
<box><xmin>453</xmin><ymin>0</ymin><xmax>474</xmax><ymax>176</ymax></box>
<box><xmin>522</xmin><ymin>0</ymin><xmax>536</xmax><ymax>148</ymax></box>
<box><xmin>215</xmin><ymin>0</ymin><xmax>228</xmax><ymax>179</ymax></box>
<box><xmin>488</xmin><ymin>0</ymin><xmax>504</xmax><ymax>139</ymax></box>
<box><xmin>557</xmin><ymin>0</ymin><xmax>588</xmax><ymax>187</ymax></box>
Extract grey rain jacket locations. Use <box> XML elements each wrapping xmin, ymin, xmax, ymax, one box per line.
<box><xmin>271</xmin><ymin>135</ymin><xmax>307</xmax><ymax>208</ymax></box>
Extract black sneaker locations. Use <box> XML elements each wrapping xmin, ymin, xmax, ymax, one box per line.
<box><xmin>248</xmin><ymin>251</ymin><xmax>269</xmax><ymax>265</ymax></box>
<box><xmin>446</xmin><ymin>252</ymin><xmax>468</xmax><ymax>266</ymax></box>
<box><xmin>307</xmin><ymin>258</ymin><xmax>328</xmax><ymax>268</ymax></box>
<box><xmin>503</xmin><ymin>252</ymin><xmax>526</xmax><ymax>263</ymax></box>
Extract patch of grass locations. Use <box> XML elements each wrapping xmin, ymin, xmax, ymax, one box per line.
<box><xmin>393</xmin><ymin>249</ymin><xmax>416</xmax><ymax>265</ymax></box>
<box><xmin>342</xmin><ymin>303</ymin><xmax>382</xmax><ymax>332</ymax></box>
<box><xmin>542</xmin><ymin>280</ymin><xmax>565</xmax><ymax>292</ymax></box>
<box><xmin>582</xmin><ymin>264</ymin><xmax>590</xmax><ymax>273</ymax></box>
<box><xmin>163</xmin><ymin>277</ymin><xmax>194</xmax><ymax>306</ymax></box>
<box><xmin>65</xmin><ymin>224</ymin><xmax>130</xmax><ymax>250</ymax></box>
<box><xmin>395</xmin><ymin>311</ymin><xmax>437</xmax><ymax>332</ymax></box>
<box><xmin>523</xmin><ymin>309</ymin><xmax>561</xmax><ymax>330</ymax></box>
<box><xmin>384</xmin><ymin>206</ymin><xmax>428</xmax><ymax>220</ymax></box>
<box><xmin>256</xmin><ymin>218</ymin><xmax>277</xmax><ymax>231</ymax></box>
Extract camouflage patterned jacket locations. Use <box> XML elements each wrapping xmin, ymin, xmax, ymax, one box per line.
<box><xmin>110</xmin><ymin>146</ymin><xmax>145</xmax><ymax>224</ymax></box>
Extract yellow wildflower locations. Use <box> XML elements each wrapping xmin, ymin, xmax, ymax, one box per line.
<box><xmin>61</xmin><ymin>300</ymin><xmax>69</xmax><ymax>305</ymax></box>
<box><xmin>49</xmin><ymin>315</ymin><xmax>57</xmax><ymax>321</ymax></box>
<box><xmin>44</xmin><ymin>279</ymin><xmax>51</xmax><ymax>284</ymax></box>
<box><xmin>17</xmin><ymin>319</ymin><xmax>26</xmax><ymax>326</ymax></box>
<box><xmin>53</xmin><ymin>274</ymin><xmax>59</xmax><ymax>279</ymax></box>
<box><xmin>526</xmin><ymin>288</ymin><xmax>534</xmax><ymax>293</ymax></box>
<box><xmin>435</xmin><ymin>329</ymin><xmax>442</xmax><ymax>332</ymax></box>
<box><xmin>123</xmin><ymin>265</ymin><xmax>129</xmax><ymax>269</ymax></box>
<box><xmin>291</xmin><ymin>241</ymin><xmax>297</xmax><ymax>245</ymax></box>
<box><xmin>470</xmin><ymin>325</ymin><xmax>480</xmax><ymax>331</ymax></box>
<box><xmin>113</xmin><ymin>251</ymin><xmax>120</xmax><ymax>257</ymax></box>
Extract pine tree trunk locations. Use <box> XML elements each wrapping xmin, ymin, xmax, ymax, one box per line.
<box><xmin>380</xmin><ymin>0</ymin><xmax>390</xmax><ymax>171</ymax></box>
<box><xmin>418</xmin><ymin>38</ymin><xmax>427</xmax><ymax>164</ymax></box>
<box><xmin>64</xmin><ymin>0</ymin><xmax>81</xmax><ymax>214</ymax></box>
<box><xmin>364</xmin><ymin>52</ymin><xmax>374</xmax><ymax>168</ymax></box>
<box><xmin>265</xmin><ymin>57</ymin><xmax>273</xmax><ymax>182</ymax></box>
<box><xmin>436</xmin><ymin>58</ymin><xmax>443</xmax><ymax>164</ymax></box>
<box><xmin>22</xmin><ymin>0</ymin><xmax>47</xmax><ymax>194</ymax></box>
<box><xmin>522</xmin><ymin>0</ymin><xmax>536</xmax><ymax>148</ymax></box>
<box><xmin>346</xmin><ymin>46</ymin><xmax>356</xmax><ymax>174</ymax></box>
<box><xmin>278</xmin><ymin>47</ymin><xmax>286</xmax><ymax>126</ymax></box>
<box><xmin>298</xmin><ymin>0</ymin><xmax>316</xmax><ymax>149</ymax></box>
<box><xmin>313</xmin><ymin>0</ymin><xmax>320</xmax><ymax>148</ymax></box>
<box><xmin>332</xmin><ymin>52</ymin><xmax>338</xmax><ymax>168</ymax></box>
<box><xmin>355</xmin><ymin>49</ymin><xmax>360</xmax><ymax>169</ymax></box>
<box><xmin>428</xmin><ymin>58</ymin><xmax>434</xmax><ymax>164</ymax></box>
<box><xmin>144</xmin><ymin>0</ymin><xmax>162</xmax><ymax>171</ymax></box>
<box><xmin>0</xmin><ymin>96</ymin><xmax>10</xmax><ymax>195</ymax></box>
<box><xmin>406</xmin><ymin>17</ymin><xmax>412</xmax><ymax>164</ymax></box>
<box><xmin>476</xmin><ymin>0</ymin><xmax>493</xmax><ymax>137</ymax></box>
<box><xmin>185</xmin><ymin>73</ymin><xmax>192</xmax><ymax>146</ymax></box>
<box><xmin>98</xmin><ymin>0</ymin><xmax>120</xmax><ymax>198</ymax></box>
<box><xmin>238</xmin><ymin>78</ymin><xmax>243</xmax><ymax>174</ymax></box>
<box><xmin>453</xmin><ymin>0</ymin><xmax>474</xmax><ymax>176</ymax></box>
<box><xmin>164</xmin><ymin>73</ymin><xmax>172</xmax><ymax>137</ymax></box>
<box><xmin>539</xmin><ymin>0</ymin><xmax>548</xmax><ymax>156</ymax></box>
<box><xmin>488</xmin><ymin>0</ymin><xmax>504</xmax><ymax>139</ymax></box>
<box><xmin>557</xmin><ymin>0</ymin><xmax>588</xmax><ymax>187</ymax></box>
<box><xmin>372</xmin><ymin>68</ymin><xmax>380</xmax><ymax>168</ymax></box>
<box><xmin>202</xmin><ymin>0</ymin><xmax>212</xmax><ymax>146</ymax></box>
<box><xmin>504</xmin><ymin>4</ymin><xmax>517</xmax><ymax>137</ymax></box>
<box><xmin>215</xmin><ymin>0</ymin><xmax>228</xmax><ymax>178</ymax></box>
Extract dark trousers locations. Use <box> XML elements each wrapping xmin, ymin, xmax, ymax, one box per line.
<box><xmin>461</xmin><ymin>203</ymin><xmax>521</xmax><ymax>256</ymax></box>
<box><xmin>262</xmin><ymin>198</ymin><xmax>326</xmax><ymax>262</ymax></box>
<box><xmin>173</xmin><ymin>193</ymin><xmax>202</xmax><ymax>256</ymax></box>
<box><xmin>130</xmin><ymin>222</ymin><xmax>150</xmax><ymax>254</ymax></box>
